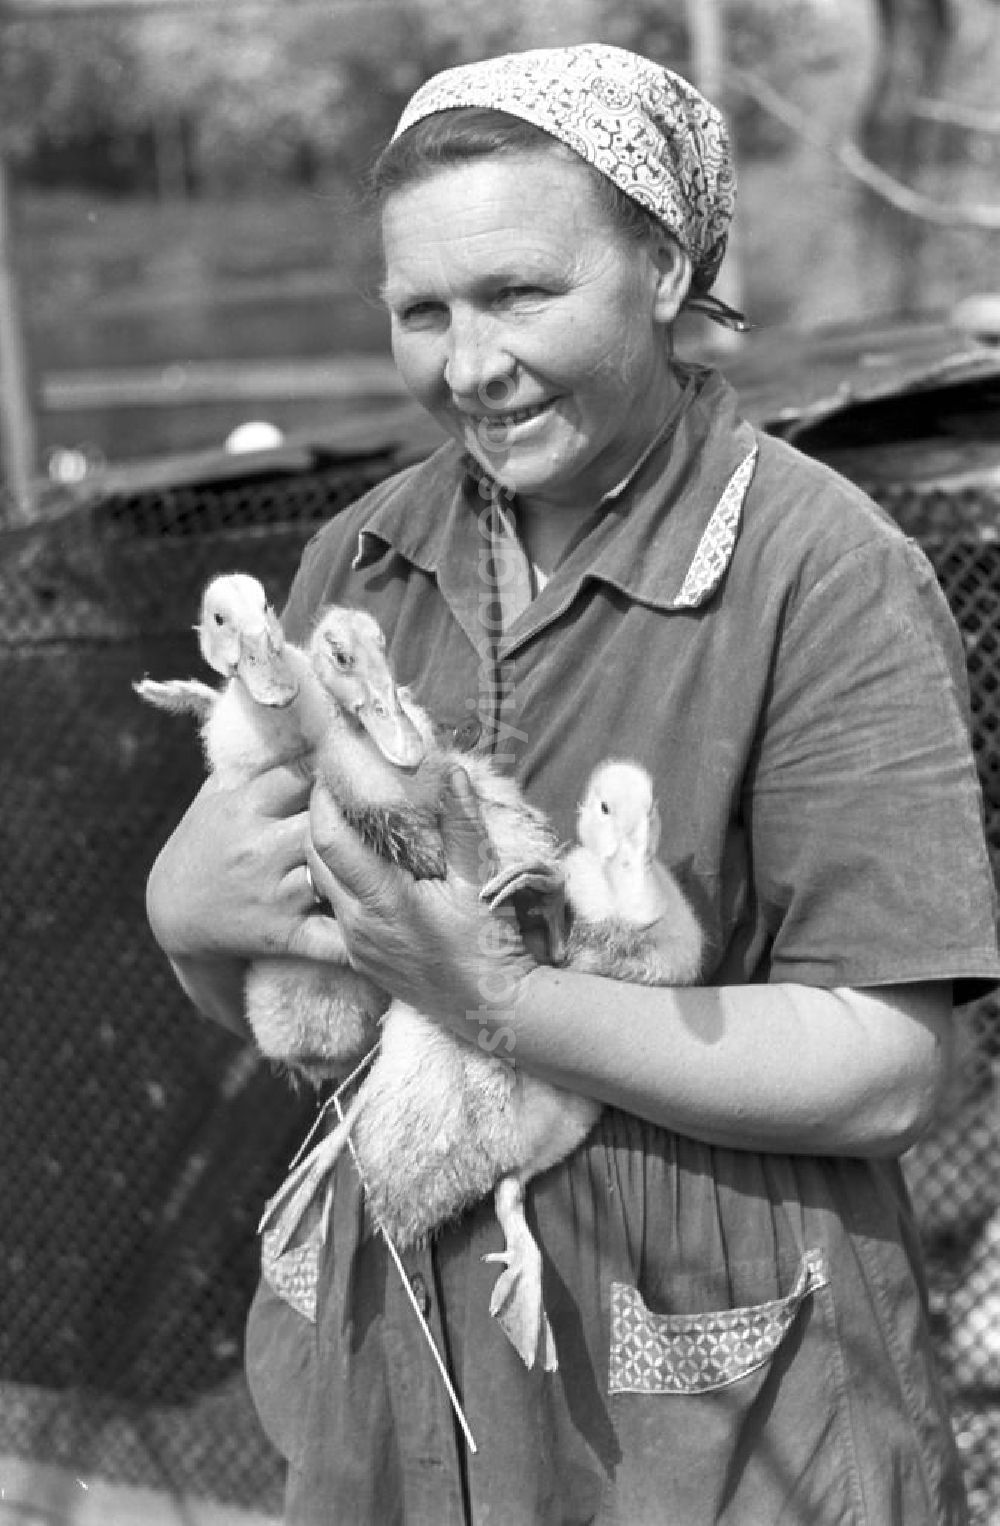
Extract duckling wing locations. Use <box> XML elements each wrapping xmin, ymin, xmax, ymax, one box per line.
<box><xmin>133</xmin><ymin>677</ymin><xmax>218</xmax><ymax>720</ymax></box>
<box><xmin>343</xmin><ymin>800</ymin><xmax>447</xmax><ymax>880</ymax></box>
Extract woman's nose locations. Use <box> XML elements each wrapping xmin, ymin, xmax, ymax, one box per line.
<box><xmin>443</xmin><ymin>311</ymin><xmax>512</xmax><ymax>401</ymax></box>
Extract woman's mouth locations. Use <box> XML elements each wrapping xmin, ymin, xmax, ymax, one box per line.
<box><xmin>471</xmin><ymin>401</ymin><xmax>553</xmax><ymax>433</ymax></box>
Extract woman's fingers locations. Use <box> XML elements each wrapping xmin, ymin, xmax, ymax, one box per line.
<box><xmin>150</xmin><ymin>762</ymin><xmax>318</xmax><ymax>962</ymax></box>
<box><xmin>306</xmin><ymin>774</ymin><xmax>534</xmax><ymax>1025</ymax></box>
<box><xmin>292</xmin><ymin>910</ymin><xmax>352</xmax><ymax>965</ymax></box>
<box><xmin>217</xmin><ymin>756</ymin><xmax>313</xmax><ymax>818</ymax></box>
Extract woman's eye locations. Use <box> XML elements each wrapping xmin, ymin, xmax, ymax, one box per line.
<box><xmin>397</xmin><ymin>301</ymin><xmax>443</xmax><ymax>325</ymax></box>
<box><xmin>496</xmin><ymin>285</ymin><xmax>544</xmax><ymax>304</ymax></box>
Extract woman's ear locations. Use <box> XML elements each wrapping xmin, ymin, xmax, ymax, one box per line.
<box><xmin>650</xmin><ymin>234</ymin><xmax>693</xmax><ymax>325</ymax></box>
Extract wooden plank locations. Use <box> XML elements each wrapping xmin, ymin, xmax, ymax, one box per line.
<box><xmin>41</xmin><ymin>354</ymin><xmax>405</xmax><ymax>409</ymax></box>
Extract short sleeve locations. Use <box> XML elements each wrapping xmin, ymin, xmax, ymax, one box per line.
<box><xmin>747</xmin><ymin>532</ymin><xmax>1000</xmax><ymax>1003</ymax></box>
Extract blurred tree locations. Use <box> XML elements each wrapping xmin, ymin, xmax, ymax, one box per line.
<box><xmin>0</xmin><ymin>0</ymin><xmax>848</xmax><ymax>191</ymax></box>
<box><xmin>858</xmin><ymin>0</ymin><xmax>954</xmax><ymax>308</ymax></box>
<box><xmin>598</xmin><ymin>0</ymin><xmax>844</xmax><ymax>158</ymax></box>
<box><xmin>0</xmin><ymin>18</ymin><xmax>148</xmax><ymax>185</ymax></box>
<box><xmin>130</xmin><ymin>15</ymin><xmax>353</xmax><ymax>193</ymax></box>
<box><xmin>860</xmin><ymin>0</ymin><xmax>954</xmax><ymax>178</ymax></box>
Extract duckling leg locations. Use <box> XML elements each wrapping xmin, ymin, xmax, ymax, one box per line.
<box><xmin>482</xmin><ymin>1174</ymin><xmax>558</xmax><ymax>1372</ymax></box>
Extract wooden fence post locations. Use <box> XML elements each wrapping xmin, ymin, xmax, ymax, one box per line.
<box><xmin>684</xmin><ymin>0</ymin><xmax>745</xmax><ymax>346</ymax></box>
<box><xmin>0</xmin><ymin>150</ymin><xmax>37</xmax><ymax>524</ymax></box>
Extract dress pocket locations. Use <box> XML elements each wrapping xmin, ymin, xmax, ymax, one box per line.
<box><xmin>609</xmin><ymin>1245</ymin><xmax>828</xmax><ymax>1395</ymax></box>
<box><xmin>603</xmin><ymin>1248</ymin><xmax>866</xmax><ymax>1525</ymax></box>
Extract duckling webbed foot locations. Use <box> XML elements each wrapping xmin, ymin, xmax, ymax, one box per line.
<box><xmin>482</xmin><ymin>862</ymin><xmax>568</xmax><ymax>967</ymax></box>
<box><xmin>482</xmin><ymin>1175</ymin><xmax>558</xmax><ymax>1371</ymax></box>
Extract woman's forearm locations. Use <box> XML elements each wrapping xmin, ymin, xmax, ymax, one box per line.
<box><xmin>490</xmin><ymin>971</ymin><xmax>953</xmax><ymax>1157</ymax></box>
<box><xmin>166</xmin><ymin>953</ymin><xmax>252</xmax><ymax>1039</ymax></box>
<box><xmin>305</xmin><ymin>779</ymin><xmax>954</xmax><ymax>1158</ymax></box>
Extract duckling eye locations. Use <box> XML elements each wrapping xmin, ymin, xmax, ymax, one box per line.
<box><xmin>600</xmin><ymin>800</ymin><xmax>610</xmax><ymax>815</ymax></box>
<box><xmin>326</xmin><ymin>642</ymin><xmax>354</xmax><ymax>669</ymax></box>
<box><xmin>213</xmin><ymin>612</ymin><xmax>225</xmax><ymax>626</ymax></box>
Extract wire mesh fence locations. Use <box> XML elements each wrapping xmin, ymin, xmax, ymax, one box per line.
<box><xmin>883</xmin><ymin>498</ymin><xmax>1000</xmax><ymax>1526</ymax></box>
<box><xmin>0</xmin><ymin>441</ymin><xmax>996</xmax><ymax>1522</ymax></box>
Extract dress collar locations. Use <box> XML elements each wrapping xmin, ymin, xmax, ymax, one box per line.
<box><xmin>351</xmin><ymin>364</ymin><xmax>758</xmax><ymax>618</ymax></box>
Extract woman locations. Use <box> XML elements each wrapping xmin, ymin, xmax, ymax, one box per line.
<box><xmin>146</xmin><ymin>44</ymin><xmax>999</xmax><ymax>1525</ymax></box>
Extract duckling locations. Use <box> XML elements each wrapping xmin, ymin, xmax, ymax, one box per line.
<box><xmin>247</xmin><ymin>606</ymin><xmax>433</xmax><ymax>1080</ymax></box>
<box><xmin>136</xmin><ymin>578</ymin><xmax>428</xmax><ymax>1081</ymax></box>
<box><xmin>266</xmin><ymin>758</ymin><xmax>703</xmax><ymax>1371</ymax></box>
<box><xmin>134</xmin><ymin>572</ymin><xmax>324</xmax><ymax>786</ymax></box>
<box><xmin>562</xmin><ymin>758</ymin><xmax>703</xmax><ymax>984</ymax></box>
<box><xmin>308</xmin><ymin>607</ymin><xmax>443</xmax><ymax>880</ymax></box>
<box><xmin>269</xmin><ymin>663</ymin><xmax>563</xmax><ymax>1084</ymax></box>
<box><xmin>308</xmin><ymin>605</ymin><xmax>430</xmax><ymax>779</ymax></box>
<box><xmin>468</xmin><ymin>760</ymin><xmax>704</xmax><ymax>1363</ymax></box>
<box><xmin>256</xmin><ymin>728</ymin><xmax>565</xmax><ymax>1312</ymax></box>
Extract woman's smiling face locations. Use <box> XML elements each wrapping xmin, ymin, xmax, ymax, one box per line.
<box><xmin>380</xmin><ymin>151</ymin><xmax>689</xmax><ymax>513</ymax></box>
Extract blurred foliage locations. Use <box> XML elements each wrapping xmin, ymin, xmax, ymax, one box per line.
<box><xmin>0</xmin><ymin>0</ymin><xmax>851</xmax><ymax>192</ymax></box>
<box><xmin>604</xmin><ymin>0</ymin><xmax>846</xmax><ymax>154</ymax></box>
<box><xmin>0</xmin><ymin>19</ymin><xmax>146</xmax><ymax>156</ymax></box>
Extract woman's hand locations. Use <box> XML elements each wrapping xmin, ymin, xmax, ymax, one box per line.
<box><xmin>147</xmin><ymin>760</ymin><xmax>344</xmax><ymax>967</ymax></box>
<box><xmin>306</xmin><ymin>766</ymin><xmax>537</xmax><ymax>1028</ymax></box>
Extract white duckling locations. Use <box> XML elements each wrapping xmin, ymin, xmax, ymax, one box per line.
<box><xmin>466</xmin><ymin>758</ymin><xmax>703</xmax><ymax>1367</ymax></box>
<box><xmin>563</xmin><ymin>758</ymin><xmax>704</xmax><ymax>985</ymax></box>
<box><xmin>134</xmin><ymin>572</ymin><xmax>326</xmax><ymax>785</ymax></box>
<box><xmin>136</xmin><ymin>578</ymin><xmax>429</xmax><ymax>1081</ymax></box>
<box><xmin>268</xmin><ymin>758</ymin><xmax>703</xmax><ymax>1372</ymax></box>
<box><xmin>246</xmin><ymin>605</ymin><xmax>431</xmax><ymax>1081</ymax></box>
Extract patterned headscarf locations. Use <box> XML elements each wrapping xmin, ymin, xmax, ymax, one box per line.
<box><xmin>392</xmin><ymin>43</ymin><xmax>739</xmax><ymax>311</ymax></box>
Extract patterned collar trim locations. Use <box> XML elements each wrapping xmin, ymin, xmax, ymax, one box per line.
<box><xmin>351</xmin><ymin>369</ymin><xmax>758</xmax><ymax>615</ymax></box>
<box><xmin>672</xmin><ymin>446</ymin><xmax>757</xmax><ymax>609</ymax></box>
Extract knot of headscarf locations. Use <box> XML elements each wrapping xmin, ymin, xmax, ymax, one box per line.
<box><xmin>393</xmin><ymin>43</ymin><xmax>738</xmax><ymax>306</ymax></box>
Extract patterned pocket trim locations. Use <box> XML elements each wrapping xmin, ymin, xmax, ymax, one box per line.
<box><xmin>261</xmin><ymin>1225</ymin><xmax>321</xmax><ymax>1323</ymax></box>
<box><xmin>609</xmin><ymin>1246</ymin><xmax>829</xmax><ymax>1395</ymax></box>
